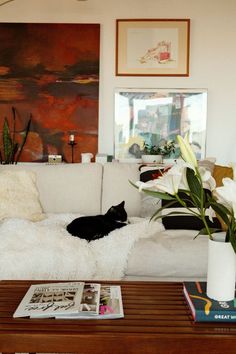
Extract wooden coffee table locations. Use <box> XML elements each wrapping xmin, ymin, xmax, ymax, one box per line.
<box><xmin>1</xmin><ymin>280</ymin><xmax>236</xmax><ymax>354</ymax></box>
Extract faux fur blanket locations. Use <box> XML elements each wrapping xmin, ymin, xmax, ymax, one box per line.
<box><xmin>0</xmin><ymin>214</ymin><xmax>164</xmax><ymax>280</ymax></box>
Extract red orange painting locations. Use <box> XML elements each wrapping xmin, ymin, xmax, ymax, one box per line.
<box><xmin>0</xmin><ymin>23</ymin><xmax>100</xmax><ymax>162</ymax></box>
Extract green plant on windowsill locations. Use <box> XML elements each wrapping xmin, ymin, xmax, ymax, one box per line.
<box><xmin>0</xmin><ymin>107</ymin><xmax>32</xmax><ymax>164</ymax></box>
<box><xmin>143</xmin><ymin>140</ymin><xmax>175</xmax><ymax>156</ymax></box>
<box><xmin>142</xmin><ymin>142</ymin><xmax>162</xmax><ymax>155</ymax></box>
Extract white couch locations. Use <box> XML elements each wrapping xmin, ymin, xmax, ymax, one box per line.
<box><xmin>0</xmin><ymin>162</ymin><xmax>208</xmax><ymax>281</ymax></box>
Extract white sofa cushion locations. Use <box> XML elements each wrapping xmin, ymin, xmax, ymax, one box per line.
<box><xmin>102</xmin><ymin>163</ymin><xmax>141</xmax><ymax>216</ymax></box>
<box><xmin>0</xmin><ymin>169</ymin><xmax>44</xmax><ymax>221</ymax></box>
<box><xmin>126</xmin><ymin>229</ymin><xmax>208</xmax><ymax>278</ymax></box>
<box><xmin>0</xmin><ymin>163</ymin><xmax>103</xmax><ymax>214</ymax></box>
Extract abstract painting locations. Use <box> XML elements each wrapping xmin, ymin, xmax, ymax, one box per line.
<box><xmin>0</xmin><ymin>23</ymin><xmax>100</xmax><ymax>162</ymax></box>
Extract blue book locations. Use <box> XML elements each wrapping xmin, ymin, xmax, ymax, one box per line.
<box><xmin>183</xmin><ymin>282</ymin><xmax>236</xmax><ymax>322</ymax></box>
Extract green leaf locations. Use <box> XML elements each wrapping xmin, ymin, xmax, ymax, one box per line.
<box><xmin>150</xmin><ymin>200</ymin><xmax>180</xmax><ymax>221</ymax></box>
<box><xmin>3</xmin><ymin>117</ymin><xmax>13</xmax><ymax>163</ymax></box>
<box><xmin>186</xmin><ymin>167</ymin><xmax>202</xmax><ymax>207</ymax></box>
<box><xmin>152</xmin><ymin>210</ymin><xmax>196</xmax><ymax>222</ymax></box>
<box><xmin>209</xmin><ymin>201</ymin><xmax>231</xmax><ymax>226</ymax></box>
<box><xmin>15</xmin><ymin>116</ymin><xmax>31</xmax><ymax>163</ymax></box>
<box><xmin>142</xmin><ymin>189</ymin><xmax>174</xmax><ymax>200</ymax></box>
<box><xmin>194</xmin><ymin>227</ymin><xmax>222</xmax><ymax>239</ymax></box>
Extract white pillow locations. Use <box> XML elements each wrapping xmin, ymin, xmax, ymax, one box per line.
<box><xmin>0</xmin><ymin>169</ymin><xmax>44</xmax><ymax>221</ymax></box>
<box><xmin>198</xmin><ymin>157</ymin><xmax>216</xmax><ymax>174</ymax></box>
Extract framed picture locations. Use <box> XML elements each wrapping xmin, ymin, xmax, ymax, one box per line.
<box><xmin>114</xmin><ymin>88</ymin><xmax>207</xmax><ymax>162</ymax></box>
<box><xmin>116</xmin><ymin>19</ymin><xmax>190</xmax><ymax>76</ymax></box>
<box><xmin>0</xmin><ymin>23</ymin><xmax>100</xmax><ymax>163</ymax></box>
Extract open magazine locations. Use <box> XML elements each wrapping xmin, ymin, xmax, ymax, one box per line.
<box><xmin>13</xmin><ymin>282</ymin><xmax>124</xmax><ymax>319</ymax></box>
<box><xmin>56</xmin><ymin>284</ymin><xmax>124</xmax><ymax>319</ymax></box>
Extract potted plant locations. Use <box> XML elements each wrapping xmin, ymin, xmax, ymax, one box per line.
<box><xmin>159</xmin><ymin>140</ymin><xmax>175</xmax><ymax>159</ymax></box>
<box><xmin>141</xmin><ymin>140</ymin><xmax>175</xmax><ymax>163</ymax></box>
<box><xmin>0</xmin><ymin>107</ymin><xmax>31</xmax><ymax>164</ymax></box>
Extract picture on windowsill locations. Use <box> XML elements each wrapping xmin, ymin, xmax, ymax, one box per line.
<box><xmin>114</xmin><ymin>88</ymin><xmax>207</xmax><ymax>162</ymax></box>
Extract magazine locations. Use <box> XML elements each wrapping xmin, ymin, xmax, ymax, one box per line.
<box><xmin>183</xmin><ymin>281</ymin><xmax>236</xmax><ymax>322</ymax></box>
<box><xmin>13</xmin><ymin>282</ymin><xmax>100</xmax><ymax>319</ymax></box>
<box><xmin>56</xmin><ymin>284</ymin><xmax>124</xmax><ymax>319</ymax></box>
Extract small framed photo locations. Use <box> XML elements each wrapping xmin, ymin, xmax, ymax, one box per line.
<box><xmin>114</xmin><ymin>88</ymin><xmax>207</xmax><ymax>162</ymax></box>
<box><xmin>116</xmin><ymin>19</ymin><xmax>190</xmax><ymax>76</ymax></box>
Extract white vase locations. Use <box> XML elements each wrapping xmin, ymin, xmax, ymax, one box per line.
<box><xmin>206</xmin><ymin>232</ymin><xmax>236</xmax><ymax>301</ymax></box>
<box><xmin>141</xmin><ymin>155</ymin><xmax>163</xmax><ymax>164</ymax></box>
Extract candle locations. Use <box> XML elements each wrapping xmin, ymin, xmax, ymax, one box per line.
<box><xmin>69</xmin><ymin>134</ymin><xmax>75</xmax><ymax>142</ymax></box>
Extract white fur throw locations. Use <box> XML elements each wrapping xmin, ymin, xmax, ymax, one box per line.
<box><xmin>0</xmin><ymin>170</ymin><xmax>44</xmax><ymax>221</ymax></box>
<box><xmin>0</xmin><ymin>214</ymin><xmax>164</xmax><ymax>280</ymax></box>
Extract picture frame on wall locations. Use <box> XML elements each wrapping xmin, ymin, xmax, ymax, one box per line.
<box><xmin>116</xmin><ymin>19</ymin><xmax>190</xmax><ymax>76</ymax></box>
<box><xmin>114</xmin><ymin>88</ymin><xmax>207</xmax><ymax>162</ymax></box>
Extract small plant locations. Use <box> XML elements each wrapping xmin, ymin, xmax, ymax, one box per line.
<box><xmin>159</xmin><ymin>140</ymin><xmax>175</xmax><ymax>157</ymax></box>
<box><xmin>143</xmin><ymin>143</ymin><xmax>161</xmax><ymax>155</ymax></box>
<box><xmin>0</xmin><ymin>107</ymin><xmax>32</xmax><ymax>164</ymax></box>
<box><xmin>143</xmin><ymin>140</ymin><xmax>175</xmax><ymax>156</ymax></box>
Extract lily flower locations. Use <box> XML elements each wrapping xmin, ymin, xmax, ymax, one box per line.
<box><xmin>214</xmin><ymin>178</ymin><xmax>236</xmax><ymax>217</ymax></box>
<box><xmin>151</xmin><ymin>172</ymin><xmax>182</xmax><ymax>195</ymax></box>
<box><xmin>177</xmin><ymin>133</ymin><xmax>198</xmax><ymax>168</ymax></box>
<box><xmin>199</xmin><ymin>167</ymin><xmax>216</xmax><ymax>191</ymax></box>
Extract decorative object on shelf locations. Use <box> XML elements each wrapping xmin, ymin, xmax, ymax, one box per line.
<box><xmin>116</xmin><ymin>19</ymin><xmax>190</xmax><ymax>76</ymax></box>
<box><xmin>48</xmin><ymin>155</ymin><xmax>62</xmax><ymax>164</ymax></box>
<box><xmin>141</xmin><ymin>142</ymin><xmax>163</xmax><ymax>164</ymax></box>
<box><xmin>141</xmin><ymin>140</ymin><xmax>175</xmax><ymax>163</ymax></box>
<box><xmin>133</xmin><ymin>133</ymin><xmax>236</xmax><ymax>301</ymax></box>
<box><xmin>114</xmin><ymin>88</ymin><xmax>207</xmax><ymax>162</ymax></box>
<box><xmin>68</xmin><ymin>135</ymin><xmax>77</xmax><ymax>163</ymax></box>
<box><xmin>0</xmin><ymin>107</ymin><xmax>31</xmax><ymax>164</ymax></box>
<box><xmin>69</xmin><ymin>134</ymin><xmax>75</xmax><ymax>142</ymax></box>
<box><xmin>81</xmin><ymin>153</ymin><xmax>93</xmax><ymax>163</ymax></box>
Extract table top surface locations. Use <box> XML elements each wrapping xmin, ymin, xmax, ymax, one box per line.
<box><xmin>1</xmin><ymin>280</ymin><xmax>236</xmax><ymax>354</ymax></box>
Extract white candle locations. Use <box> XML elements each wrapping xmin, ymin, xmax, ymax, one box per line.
<box><xmin>69</xmin><ymin>134</ymin><xmax>75</xmax><ymax>142</ymax></box>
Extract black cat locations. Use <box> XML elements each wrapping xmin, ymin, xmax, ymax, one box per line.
<box><xmin>66</xmin><ymin>201</ymin><xmax>128</xmax><ymax>242</ymax></box>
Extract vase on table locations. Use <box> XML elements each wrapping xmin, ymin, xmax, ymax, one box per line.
<box><xmin>206</xmin><ymin>232</ymin><xmax>236</xmax><ymax>301</ymax></box>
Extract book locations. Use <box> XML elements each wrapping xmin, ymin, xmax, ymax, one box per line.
<box><xmin>183</xmin><ymin>281</ymin><xmax>236</xmax><ymax>322</ymax></box>
<box><xmin>13</xmin><ymin>282</ymin><xmax>100</xmax><ymax>319</ymax></box>
<box><xmin>13</xmin><ymin>282</ymin><xmax>124</xmax><ymax>320</ymax></box>
<box><xmin>55</xmin><ymin>284</ymin><xmax>124</xmax><ymax>319</ymax></box>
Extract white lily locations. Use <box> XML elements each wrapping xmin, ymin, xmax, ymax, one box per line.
<box><xmin>177</xmin><ymin>133</ymin><xmax>198</xmax><ymax>168</ymax></box>
<box><xmin>136</xmin><ymin>180</ymin><xmax>158</xmax><ymax>192</ymax></box>
<box><xmin>199</xmin><ymin>166</ymin><xmax>216</xmax><ymax>191</ymax></box>
<box><xmin>214</xmin><ymin>178</ymin><xmax>236</xmax><ymax>217</ymax></box>
<box><xmin>151</xmin><ymin>172</ymin><xmax>182</xmax><ymax>195</ymax></box>
<box><xmin>170</xmin><ymin>160</ymin><xmax>193</xmax><ymax>190</ymax></box>
<box><xmin>206</xmin><ymin>206</ymin><xmax>216</xmax><ymax>223</ymax></box>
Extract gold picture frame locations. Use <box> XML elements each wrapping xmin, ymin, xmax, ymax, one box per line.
<box><xmin>116</xmin><ymin>19</ymin><xmax>190</xmax><ymax>77</ymax></box>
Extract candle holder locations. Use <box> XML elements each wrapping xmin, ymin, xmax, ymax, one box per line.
<box><xmin>68</xmin><ymin>141</ymin><xmax>77</xmax><ymax>163</ymax></box>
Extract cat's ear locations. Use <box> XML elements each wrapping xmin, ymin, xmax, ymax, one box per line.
<box><xmin>120</xmin><ymin>201</ymin><xmax>125</xmax><ymax>207</ymax></box>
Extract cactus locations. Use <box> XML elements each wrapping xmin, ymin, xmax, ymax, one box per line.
<box><xmin>0</xmin><ymin>107</ymin><xmax>31</xmax><ymax>164</ymax></box>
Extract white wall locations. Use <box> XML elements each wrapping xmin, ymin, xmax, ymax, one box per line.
<box><xmin>0</xmin><ymin>0</ymin><xmax>235</xmax><ymax>164</ymax></box>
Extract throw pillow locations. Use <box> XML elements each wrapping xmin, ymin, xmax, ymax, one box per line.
<box><xmin>198</xmin><ymin>157</ymin><xmax>216</xmax><ymax>174</ymax></box>
<box><xmin>161</xmin><ymin>190</ymin><xmax>221</xmax><ymax>230</ymax></box>
<box><xmin>213</xmin><ymin>164</ymin><xmax>233</xmax><ymax>187</ymax></box>
<box><xmin>139</xmin><ymin>165</ymin><xmax>171</xmax><ymax>218</ymax></box>
<box><xmin>0</xmin><ymin>169</ymin><xmax>44</xmax><ymax>221</ymax></box>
